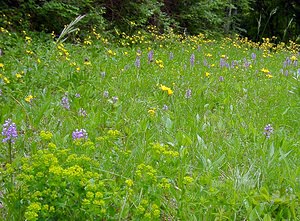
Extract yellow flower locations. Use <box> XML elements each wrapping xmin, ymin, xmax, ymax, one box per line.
<box><xmin>82</xmin><ymin>199</ymin><xmax>90</xmax><ymax>205</ymax></box>
<box><xmin>183</xmin><ymin>176</ymin><xmax>194</xmax><ymax>184</ymax></box>
<box><xmin>291</xmin><ymin>55</ymin><xmax>297</xmax><ymax>61</ymax></box>
<box><xmin>107</xmin><ymin>49</ymin><xmax>116</xmax><ymax>56</ymax></box>
<box><xmin>95</xmin><ymin>192</ymin><xmax>103</xmax><ymax>198</ymax></box>
<box><xmin>144</xmin><ymin>212</ymin><xmax>151</xmax><ymax>218</ymax></box>
<box><xmin>51</xmin><ymin>31</ymin><xmax>55</xmax><ymax>38</ymax></box>
<box><xmin>25</xmin><ymin>95</ymin><xmax>34</xmax><ymax>103</ymax></box>
<box><xmin>0</xmin><ymin>63</ymin><xmax>4</xmax><ymax>68</ymax></box>
<box><xmin>205</xmin><ymin>72</ymin><xmax>210</xmax><ymax>77</ymax></box>
<box><xmin>93</xmin><ymin>199</ymin><xmax>105</xmax><ymax>206</ymax></box>
<box><xmin>40</xmin><ymin>130</ymin><xmax>53</xmax><ymax>140</ymax></box>
<box><xmin>48</xmin><ymin>142</ymin><xmax>56</xmax><ymax>149</ymax></box>
<box><xmin>159</xmin><ymin>84</ymin><xmax>173</xmax><ymax>95</ymax></box>
<box><xmin>205</xmin><ymin>53</ymin><xmax>212</xmax><ymax>57</ymax></box>
<box><xmin>25</xmin><ymin>36</ymin><xmax>32</xmax><ymax>43</ymax></box>
<box><xmin>266</xmin><ymin>74</ymin><xmax>273</xmax><ymax>78</ymax></box>
<box><xmin>3</xmin><ymin>77</ymin><xmax>10</xmax><ymax>84</ymax></box>
<box><xmin>26</xmin><ymin>50</ymin><xmax>34</xmax><ymax>55</ymax></box>
<box><xmin>137</xmin><ymin>205</ymin><xmax>145</xmax><ymax>214</ymax></box>
<box><xmin>167</xmin><ymin>88</ymin><xmax>173</xmax><ymax>95</ymax></box>
<box><xmin>261</xmin><ymin>68</ymin><xmax>270</xmax><ymax>73</ymax></box>
<box><xmin>107</xmin><ymin>129</ymin><xmax>120</xmax><ymax>137</ymax></box>
<box><xmin>49</xmin><ymin>206</ymin><xmax>55</xmax><ymax>212</ymax></box>
<box><xmin>125</xmin><ymin>179</ymin><xmax>134</xmax><ymax>187</ymax></box>
<box><xmin>148</xmin><ymin>109</ymin><xmax>156</xmax><ymax>116</ymax></box>
<box><xmin>84</xmin><ymin>40</ymin><xmax>92</xmax><ymax>45</ymax></box>
<box><xmin>86</xmin><ymin>191</ymin><xmax>94</xmax><ymax>199</ymax></box>
<box><xmin>84</xmin><ymin>61</ymin><xmax>91</xmax><ymax>65</ymax></box>
<box><xmin>16</xmin><ymin>73</ymin><xmax>22</xmax><ymax>78</ymax></box>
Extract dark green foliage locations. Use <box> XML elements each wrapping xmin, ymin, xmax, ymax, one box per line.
<box><xmin>103</xmin><ymin>0</ymin><xmax>172</xmax><ymax>34</ymax></box>
<box><xmin>1</xmin><ymin>0</ymin><xmax>300</xmax><ymax>41</ymax></box>
<box><xmin>1</xmin><ymin>0</ymin><xmax>106</xmax><ymax>34</ymax></box>
<box><xmin>241</xmin><ymin>0</ymin><xmax>300</xmax><ymax>42</ymax></box>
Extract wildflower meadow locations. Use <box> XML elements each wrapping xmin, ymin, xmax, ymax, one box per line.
<box><xmin>1</xmin><ymin>23</ymin><xmax>300</xmax><ymax>220</ymax></box>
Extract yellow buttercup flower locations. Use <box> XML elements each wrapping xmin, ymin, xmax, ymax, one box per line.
<box><xmin>3</xmin><ymin>77</ymin><xmax>10</xmax><ymax>84</ymax></box>
<box><xmin>25</xmin><ymin>36</ymin><xmax>32</xmax><ymax>43</ymax></box>
<box><xmin>261</xmin><ymin>68</ymin><xmax>270</xmax><ymax>73</ymax></box>
<box><xmin>107</xmin><ymin>49</ymin><xmax>116</xmax><ymax>56</ymax></box>
<box><xmin>148</xmin><ymin>109</ymin><xmax>156</xmax><ymax>116</ymax></box>
<box><xmin>84</xmin><ymin>40</ymin><xmax>92</xmax><ymax>45</ymax></box>
<box><xmin>25</xmin><ymin>95</ymin><xmax>34</xmax><ymax>103</ymax></box>
<box><xmin>291</xmin><ymin>55</ymin><xmax>297</xmax><ymax>61</ymax></box>
<box><xmin>160</xmin><ymin>84</ymin><xmax>173</xmax><ymax>95</ymax></box>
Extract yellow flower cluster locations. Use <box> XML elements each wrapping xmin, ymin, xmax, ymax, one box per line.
<box><xmin>261</xmin><ymin>68</ymin><xmax>273</xmax><ymax>78</ymax></box>
<box><xmin>40</xmin><ymin>130</ymin><xmax>53</xmax><ymax>140</ymax></box>
<box><xmin>25</xmin><ymin>36</ymin><xmax>32</xmax><ymax>44</ymax></box>
<box><xmin>107</xmin><ymin>49</ymin><xmax>116</xmax><ymax>56</ymax></box>
<box><xmin>25</xmin><ymin>95</ymin><xmax>35</xmax><ymax>103</ymax></box>
<box><xmin>135</xmin><ymin>163</ymin><xmax>157</xmax><ymax>183</ymax></box>
<box><xmin>151</xmin><ymin>142</ymin><xmax>179</xmax><ymax>158</ymax></box>
<box><xmin>92</xmin><ymin>28</ymin><xmax>101</xmax><ymax>39</ymax></box>
<box><xmin>57</xmin><ymin>43</ymin><xmax>70</xmax><ymax>59</ymax></box>
<box><xmin>0</xmin><ymin>64</ymin><xmax>6</xmax><ymax>83</ymax></box>
<box><xmin>261</xmin><ymin>68</ymin><xmax>270</xmax><ymax>73</ymax></box>
<box><xmin>158</xmin><ymin>177</ymin><xmax>171</xmax><ymax>189</ymax></box>
<box><xmin>15</xmin><ymin>71</ymin><xmax>25</xmax><ymax>78</ymax></box>
<box><xmin>3</xmin><ymin>147</ymin><xmax>115</xmax><ymax>219</ymax></box>
<box><xmin>155</xmin><ymin>59</ymin><xmax>164</xmax><ymax>69</ymax></box>
<box><xmin>183</xmin><ymin>176</ymin><xmax>194</xmax><ymax>185</ymax></box>
<box><xmin>26</xmin><ymin>50</ymin><xmax>34</xmax><ymax>55</ymax></box>
<box><xmin>125</xmin><ymin>179</ymin><xmax>134</xmax><ymax>187</ymax></box>
<box><xmin>24</xmin><ymin>202</ymin><xmax>41</xmax><ymax>221</ymax></box>
<box><xmin>291</xmin><ymin>55</ymin><xmax>297</xmax><ymax>62</ymax></box>
<box><xmin>83</xmin><ymin>35</ymin><xmax>92</xmax><ymax>45</ymax></box>
<box><xmin>107</xmin><ymin>129</ymin><xmax>120</xmax><ymax>137</ymax></box>
<box><xmin>148</xmin><ymin>108</ymin><xmax>156</xmax><ymax>116</ymax></box>
<box><xmin>159</xmin><ymin>84</ymin><xmax>173</xmax><ymax>95</ymax></box>
<box><xmin>136</xmin><ymin>200</ymin><xmax>160</xmax><ymax>219</ymax></box>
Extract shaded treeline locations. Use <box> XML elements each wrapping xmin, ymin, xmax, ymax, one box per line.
<box><xmin>1</xmin><ymin>0</ymin><xmax>300</xmax><ymax>41</ymax></box>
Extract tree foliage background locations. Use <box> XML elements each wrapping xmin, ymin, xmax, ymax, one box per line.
<box><xmin>1</xmin><ymin>0</ymin><xmax>300</xmax><ymax>42</ymax></box>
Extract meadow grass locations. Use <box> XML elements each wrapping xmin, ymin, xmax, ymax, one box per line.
<box><xmin>0</xmin><ymin>27</ymin><xmax>300</xmax><ymax>220</ymax></box>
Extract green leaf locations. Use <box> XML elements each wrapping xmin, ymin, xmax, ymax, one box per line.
<box><xmin>263</xmin><ymin>214</ymin><xmax>272</xmax><ymax>221</ymax></box>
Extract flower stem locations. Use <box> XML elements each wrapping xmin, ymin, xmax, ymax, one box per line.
<box><xmin>8</xmin><ymin>141</ymin><xmax>12</xmax><ymax>164</ymax></box>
